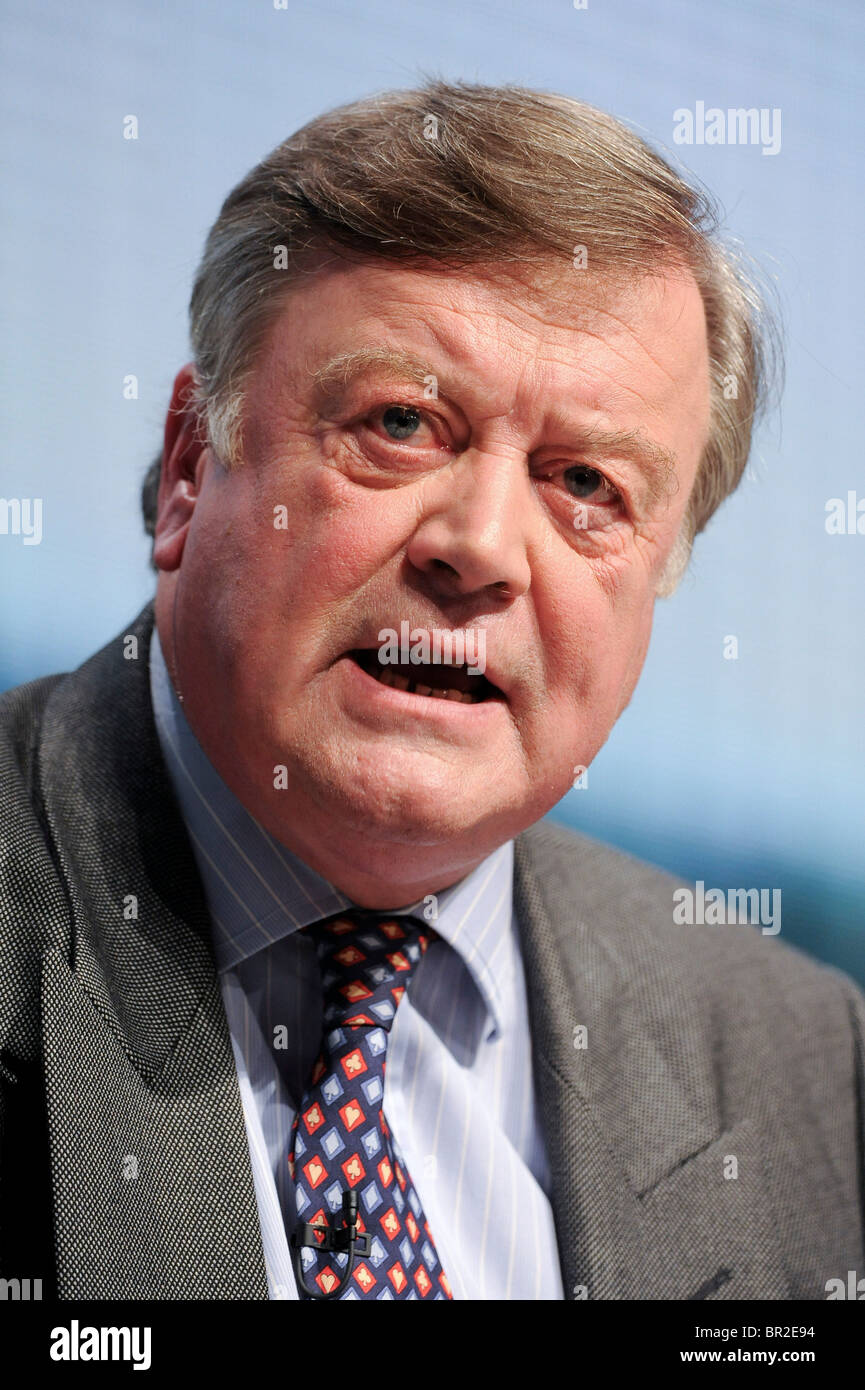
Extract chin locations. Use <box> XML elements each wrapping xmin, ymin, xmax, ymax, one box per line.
<box><xmin>317</xmin><ymin>761</ymin><xmax>500</xmax><ymax>847</ymax></box>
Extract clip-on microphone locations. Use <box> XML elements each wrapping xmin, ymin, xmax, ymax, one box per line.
<box><xmin>290</xmin><ymin>1189</ymin><xmax>371</xmax><ymax>1300</ymax></box>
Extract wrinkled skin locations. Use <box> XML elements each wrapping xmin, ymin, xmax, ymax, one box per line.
<box><xmin>154</xmin><ymin>255</ymin><xmax>710</xmax><ymax>906</ymax></box>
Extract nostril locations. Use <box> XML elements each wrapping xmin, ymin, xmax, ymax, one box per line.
<box><xmin>431</xmin><ymin>558</ymin><xmax>458</xmax><ymax>577</ymax></box>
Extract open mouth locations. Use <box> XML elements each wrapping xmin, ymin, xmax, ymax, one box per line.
<box><xmin>347</xmin><ymin>649</ymin><xmax>504</xmax><ymax>705</ymax></box>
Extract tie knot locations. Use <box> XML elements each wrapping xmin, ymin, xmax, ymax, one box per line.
<box><xmin>306</xmin><ymin>911</ymin><xmax>435</xmax><ymax>1032</ymax></box>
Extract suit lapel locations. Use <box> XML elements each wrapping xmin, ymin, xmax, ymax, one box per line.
<box><xmin>37</xmin><ymin>603</ymin><xmax>268</xmax><ymax>1298</ymax></box>
<box><xmin>42</xmin><ymin>949</ymin><xmax>267</xmax><ymax>1298</ymax></box>
<box><xmin>513</xmin><ymin>823</ymin><xmax>792</xmax><ymax>1300</ymax></box>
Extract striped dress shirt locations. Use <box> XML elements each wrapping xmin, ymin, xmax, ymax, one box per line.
<box><xmin>148</xmin><ymin>629</ymin><xmax>563</xmax><ymax>1300</ymax></box>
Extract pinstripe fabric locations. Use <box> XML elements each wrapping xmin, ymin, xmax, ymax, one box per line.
<box><xmin>149</xmin><ymin>631</ymin><xmax>564</xmax><ymax>1300</ymax></box>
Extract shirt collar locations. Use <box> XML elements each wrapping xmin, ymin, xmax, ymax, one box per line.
<box><xmin>148</xmin><ymin>626</ymin><xmax>515</xmax><ymax>1041</ymax></box>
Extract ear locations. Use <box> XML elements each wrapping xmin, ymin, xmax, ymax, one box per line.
<box><xmin>152</xmin><ymin>364</ymin><xmax>210</xmax><ymax>573</ymax></box>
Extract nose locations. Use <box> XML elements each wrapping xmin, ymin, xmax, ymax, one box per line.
<box><xmin>405</xmin><ymin>450</ymin><xmax>533</xmax><ymax>601</ymax></box>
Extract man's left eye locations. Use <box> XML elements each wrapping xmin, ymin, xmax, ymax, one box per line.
<box><xmin>562</xmin><ymin>465</ymin><xmax>612</xmax><ymax>499</ymax></box>
<box><xmin>381</xmin><ymin>405</ymin><xmax>422</xmax><ymax>440</ymax></box>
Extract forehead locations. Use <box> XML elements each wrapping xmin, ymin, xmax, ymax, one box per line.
<box><xmin>251</xmin><ymin>253</ymin><xmax>711</xmax><ymax>458</ymax></box>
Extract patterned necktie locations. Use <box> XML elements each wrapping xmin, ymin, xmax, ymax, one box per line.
<box><xmin>289</xmin><ymin>911</ymin><xmax>454</xmax><ymax>1300</ymax></box>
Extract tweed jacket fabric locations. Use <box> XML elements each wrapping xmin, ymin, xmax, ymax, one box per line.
<box><xmin>1</xmin><ymin>602</ymin><xmax>863</xmax><ymax>1300</ymax></box>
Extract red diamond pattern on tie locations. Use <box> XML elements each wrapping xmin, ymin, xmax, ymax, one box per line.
<box><xmin>289</xmin><ymin>912</ymin><xmax>454</xmax><ymax>1300</ymax></box>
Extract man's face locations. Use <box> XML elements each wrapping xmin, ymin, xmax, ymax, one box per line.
<box><xmin>154</xmin><ymin>255</ymin><xmax>710</xmax><ymax>903</ymax></box>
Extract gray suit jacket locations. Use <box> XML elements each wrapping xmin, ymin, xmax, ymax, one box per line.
<box><xmin>1</xmin><ymin>603</ymin><xmax>863</xmax><ymax>1300</ymax></box>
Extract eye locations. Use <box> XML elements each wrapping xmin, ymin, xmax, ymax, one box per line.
<box><xmin>381</xmin><ymin>404</ymin><xmax>422</xmax><ymax>440</ymax></box>
<box><xmin>562</xmin><ymin>465</ymin><xmax>614</xmax><ymax>500</ymax></box>
<box><xmin>534</xmin><ymin>459</ymin><xmax>624</xmax><ymax>525</ymax></box>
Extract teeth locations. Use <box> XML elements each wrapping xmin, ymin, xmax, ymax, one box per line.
<box><xmin>369</xmin><ymin>664</ymin><xmax>479</xmax><ymax>704</ymax></box>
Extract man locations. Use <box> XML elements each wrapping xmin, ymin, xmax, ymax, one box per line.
<box><xmin>1</xmin><ymin>80</ymin><xmax>863</xmax><ymax>1302</ymax></box>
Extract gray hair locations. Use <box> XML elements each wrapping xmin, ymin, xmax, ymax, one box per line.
<box><xmin>143</xmin><ymin>78</ymin><xmax>780</xmax><ymax>594</ymax></box>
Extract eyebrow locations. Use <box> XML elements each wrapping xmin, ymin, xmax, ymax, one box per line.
<box><xmin>311</xmin><ymin>346</ymin><xmax>432</xmax><ymax>399</ymax></box>
<box><xmin>310</xmin><ymin>345</ymin><xmax>681</xmax><ymax>510</ymax></box>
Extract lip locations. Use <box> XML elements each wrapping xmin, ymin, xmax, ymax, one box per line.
<box><xmin>346</xmin><ymin>627</ymin><xmax>510</xmax><ymax>700</ymax></box>
<box><xmin>333</xmin><ymin>652</ymin><xmax>508</xmax><ymax>731</ymax></box>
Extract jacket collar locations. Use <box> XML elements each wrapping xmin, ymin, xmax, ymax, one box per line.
<box><xmin>37</xmin><ymin>601</ymin><xmax>268</xmax><ymax>1296</ymax></box>
<box><xmin>513</xmin><ymin>824</ymin><xmax>791</xmax><ymax>1300</ymax></box>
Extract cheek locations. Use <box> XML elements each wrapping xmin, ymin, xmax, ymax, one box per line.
<box><xmin>205</xmin><ymin>460</ymin><xmax>409</xmax><ymax>605</ymax></box>
<box><xmin>542</xmin><ymin>571</ymin><xmax>652</xmax><ymax>718</ymax></box>
<box><xmin>614</xmin><ymin>602</ymin><xmax>654</xmax><ymax>708</ymax></box>
<box><xmin>269</xmin><ymin>464</ymin><xmax>419</xmax><ymax>594</ymax></box>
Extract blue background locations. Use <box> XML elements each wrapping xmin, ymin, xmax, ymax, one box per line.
<box><xmin>2</xmin><ymin>0</ymin><xmax>863</xmax><ymax>980</ymax></box>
